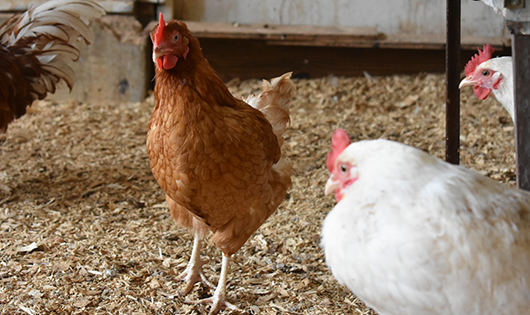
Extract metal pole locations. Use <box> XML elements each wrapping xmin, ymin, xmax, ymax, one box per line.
<box><xmin>446</xmin><ymin>0</ymin><xmax>461</xmax><ymax>164</ymax></box>
<box><xmin>512</xmin><ymin>34</ymin><xmax>530</xmax><ymax>190</ymax></box>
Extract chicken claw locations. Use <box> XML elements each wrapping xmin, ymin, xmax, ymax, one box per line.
<box><xmin>177</xmin><ymin>235</ymin><xmax>214</xmax><ymax>295</ymax></box>
<box><xmin>185</xmin><ymin>296</ymin><xmax>241</xmax><ymax>315</ymax></box>
<box><xmin>184</xmin><ymin>254</ymin><xmax>242</xmax><ymax>315</ymax></box>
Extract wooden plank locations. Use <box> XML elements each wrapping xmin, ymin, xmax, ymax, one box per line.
<box><xmin>272</xmin><ymin>34</ymin><xmax>510</xmax><ymax>50</ymax></box>
<box><xmin>193</xmin><ymin>38</ymin><xmax>450</xmax><ymax>81</ymax></box>
<box><xmin>144</xmin><ymin>37</ymin><xmax>452</xmax><ymax>86</ymax></box>
<box><xmin>144</xmin><ymin>37</ymin><xmax>509</xmax><ymax>82</ymax></box>
<box><xmin>145</xmin><ymin>21</ymin><xmax>510</xmax><ymax>50</ymax></box>
<box><xmin>512</xmin><ymin>34</ymin><xmax>530</xmax><ymax>190</ymax></box>
<box><xmin>378</xmin><ymin>34</ymin><xmax>509</xmax><ymax>50</ymax></box>
<box><xmin>445</xmin><ymin>0</ymin><xmax>461</xmax><ymax>165</ymax></box>
<box><xmin>183</xmin><ymin>21</ymin><xmax>379</xmax><ymax>45</ymax></box>
<box><xmin>182</xmin><ymin>21</ymin><xmax>510</xmax><ymax>50</ymax></box>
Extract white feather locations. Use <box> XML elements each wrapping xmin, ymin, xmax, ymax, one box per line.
<box><xmin>321</xmin><ymin>139</ymin><xmax>530</xmax><ymax>315</ymax></box>
<box><xmin>41</xmin><ymin>62</ymin><xmax>76</xmax><ymax>88</ymax></box>
<box><xmin>18</xmin><ymin>25</ymin><xmax>70</xmax><ymax>42</ymax></box>
<box><xmin>38</xmin><ymin>43</ymin><xmax>81</xmax><ymax>61</ymax></box>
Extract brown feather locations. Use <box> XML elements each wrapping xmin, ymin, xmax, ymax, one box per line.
<box><xmin>147</xmin><ymin>20</ymin><xmax>294</xmax><ymax>256</ymax></box>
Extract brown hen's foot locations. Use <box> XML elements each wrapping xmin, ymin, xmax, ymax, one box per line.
<box><xmin>178</xmin><ymin>234</ymin><xmax>214</xmax><ymax>295</ymax></box>
<box><xmin>186</xmin><ymin>296</ymin><xmax>242</xmax><ymax>315</ymax></box>
<box><xmin>184</xmin><ymin>254</ymin><xmax>241</xmax><ymax>315</ymax></box>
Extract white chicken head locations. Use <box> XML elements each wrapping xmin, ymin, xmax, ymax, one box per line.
<box><xmin>325</xmin><ymin>130</ymin><xmax>445</xmax><ymax>203</ymax></box>
<box><xmin>325</xmin><ymin>129</ymin><xmax>357</xmax><ymax>201</ymax></box>
<box><xmin>459</xmin><ymin>45</ymin><xmax>501</xmax><ymax>99</ymax></box>
<box><xmin>459</xmin><ymin>44</ymin><xmax>515</xmax><ymax>120</ymax></box>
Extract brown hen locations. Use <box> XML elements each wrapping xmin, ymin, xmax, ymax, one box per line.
<box><xmin>147</xmin><ymin>13</ymin><xmax>294</xmax><ymax>314</ymax></box>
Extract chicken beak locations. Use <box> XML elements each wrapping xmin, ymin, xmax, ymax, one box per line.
<box><xmin>153</xmin><ymin>48</ymin><xmax>166</xmax><ymax>62</ymax></box>
<box><xmin>325</xmin><ymin>176</ymin><xmax>340</xmax><ymax>196</ymax></box>
<box><xmin>459</xmin><ymin>77</ymin><xmax>475</xmax><ymax>89</ymax></box>
<box><xmin>153</xmin><ymin>47</ymin><xmax>179</xmax><ymax>71</ymax></box>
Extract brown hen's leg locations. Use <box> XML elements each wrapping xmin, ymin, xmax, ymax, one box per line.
<box><xmin>177</xmin><ymin>234</ymin><xmax>213</xmax><ymax>295</ymax></box>
<box><xmin>185</xmin><ymin>254</ymin><xmax>241</xmax><ymax>315</ymax></box>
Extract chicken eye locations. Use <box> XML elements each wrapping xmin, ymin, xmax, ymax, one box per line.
<box><xmin>481</xmin><ymin>69</ymin><xmax>490</xmax><ymax>76</ymax></box>
<box><xmin>173</xmin><ymin>35</ymin><xmax>179</xmax><ymax>42</ymax></box>
<box><xmin>340</xmin><ymin>164</ymin><xmax>348</xmax><ymax>174</ymax></box>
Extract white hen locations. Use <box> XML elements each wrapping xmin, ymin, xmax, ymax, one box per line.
<box><xmin>321</xmin><ymin>129</ymin><xmax>530</xmax><ymax>315</ymax></box>
<box><xmin>459</xmin><ymin>45</ymin><xmax>514</xmax><ymax>121</ymax></box>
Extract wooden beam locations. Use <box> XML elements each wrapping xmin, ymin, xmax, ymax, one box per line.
<box><xmin>445</xmin><ymin>0</ymin><xmax>461</xmax><ymax>165</ymax></box>
<box><xmin>183</xmin><ymin>21</ymin><xmax>379</xmax><ymax>46</ymax></box>
<box><xmin>196</xmin><ymin>39</ymin><xmax>449</xmax><ymax>80</ymax></box>
<box><xmin>180</xmin><ymin>21</ymin><xmax>509</xmax><ymax>50</ymax></box>
<box><xmin>512</xmin><ymin>34</ymin><xmax>530</xmax><ymax>190</ymax></box>
<box><xmin>143</xmin><ymin>38</ymin><xmax>510</xmax><ymax>83</ymax></box>
<box><xmin>142</xmin><ymin>19</ymin><xmax>512</xmax><ymax>82</ymax></box>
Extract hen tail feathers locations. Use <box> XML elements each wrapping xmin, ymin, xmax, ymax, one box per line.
<box><xmin>244</xmin><ymin>72</ymin><xmax>295</xmax><ymax>147</ymax></box>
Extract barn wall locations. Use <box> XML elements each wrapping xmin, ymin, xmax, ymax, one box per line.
<box><xmin>176</xmin><ymin>0</ymin><xmax>509</xmax><ymax>38</ymax></box>
<box><xmin>0</xmin><ymin>0</ymin><xmax>511</xmax><ymax>101</ymax></box>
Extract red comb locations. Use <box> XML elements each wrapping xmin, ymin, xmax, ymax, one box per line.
<box><xmin>326</xmin><ymin>129</ymin><xmax>351</xmax><ymax>172</ymax></box>
<box><xmin>154</xmin><ymin>12</ymin><xmax>166</xmax><ymax>47</ymax></box>
<box><xmin>464</xmin><ymin>44</ymin><xmax>494</xmax><ymax>76</ymax></box>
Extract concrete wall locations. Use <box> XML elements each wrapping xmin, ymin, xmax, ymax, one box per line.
<box><xmin>176</xmin><ymin>0</ymin><xmax>509</xmax><ymax>38</ymax></box>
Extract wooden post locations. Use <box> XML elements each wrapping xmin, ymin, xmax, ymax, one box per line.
<box><xmin>446</xmin><ymin>0</ymin><xmax>461</xmax><ymax>165</ymax></box>
<box><xmin>512</xmin><ymin>34</ymin><xmax>530</xmax><ymax>190</ymax></box>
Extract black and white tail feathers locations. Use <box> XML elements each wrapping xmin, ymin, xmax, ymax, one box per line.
<box><xmin>0</xmin><ymin>0</ymin><xmax>105</xmax><ymax>131</ymax></box>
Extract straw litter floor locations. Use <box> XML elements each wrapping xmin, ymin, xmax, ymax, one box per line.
<box><xmin>0</xmin><ymin>73</ymin><xmax>516</xmax><ymax>315</ymax></box>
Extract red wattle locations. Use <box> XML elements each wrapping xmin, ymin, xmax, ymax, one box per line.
<box><xmin>335</xmin><ymin>177</ymin><xmax>358</xmax><ymax>202</ymax></box>
<box><xmin>162</xmin><ymin>55</ymin><xmax>179</xmax><ymax>70</ymax></box>
<box><xmin>474</xmin><ymin>86</ymin><xmax>491</xmax><ymax>100</ymax></box>
<box><xmin>335</xmin><ymin>190</ymin><xmax>344</xmax><ymax>202</ymax></box>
